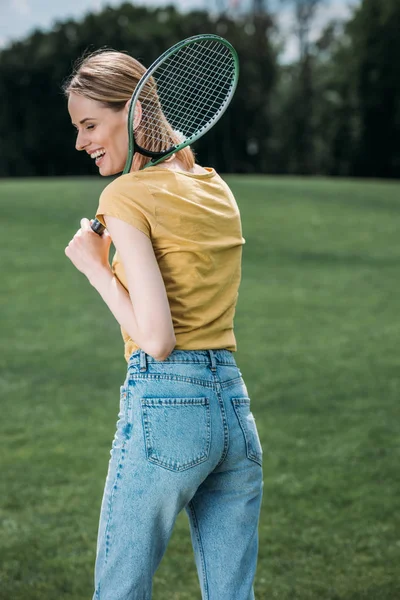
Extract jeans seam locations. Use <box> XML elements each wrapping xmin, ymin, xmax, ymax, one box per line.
<box><xmin>128</xmin><ymin>373</ymin><xmax>215</xmax><ymax>388</ymax></box>
<box><xmin>188</xmin><ymin>500</ymin><xmax>209</xmax><ymax>600</ymax></box>
<box><xmin>215</xmin><ymin>385</ymin><xmax>230</xmax><ymax>468</ymax></box>
<box><xmin>103</xmin><ymin>444</ymin><xmax>127</xmax><ymax>565</ymax></box>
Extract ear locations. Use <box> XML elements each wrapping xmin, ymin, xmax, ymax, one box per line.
<box><xmin>133</xmin><ymin>100</ymin><xmax>142</xmax><ymax>130</ymax></box>
<box><xmin>124</xmin><ymin>98</ymin><xmax>142</xmax><ymax>131</ymax></box>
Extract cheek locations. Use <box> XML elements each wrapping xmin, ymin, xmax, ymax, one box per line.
<box><xmin>119</xmin><ymin>128</ymin><xmax>129</xmax><ymax>150</ymax></box>
<box><xmin>102</xmin><ymin>120</ymin><xmax>128</xmax><ymax>164</ymax></box>
<box><xmin>107</xmin><ymin>125</ymin><xmax>123</xmax><ymax>149</ymax></box>
<box><xmin>116</xmin><ymin>130</ymin><xmax>129</xmax><ymax>157</ymax></box>
<box><xmin>116</xmin><ymin>118</ymin><xmax>129</xmax><ymax>141</ymax></box>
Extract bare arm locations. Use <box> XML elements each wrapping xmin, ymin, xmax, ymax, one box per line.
<box><xmin>88</xmin><ymin>216</ymin><xmax>176</xmax><ymax>361</ymax></box>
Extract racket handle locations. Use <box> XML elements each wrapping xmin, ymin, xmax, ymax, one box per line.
<box><xmin>91</xmin><ymin>218</ymin><xmax>105</xmax><ymax>236</ymax></box>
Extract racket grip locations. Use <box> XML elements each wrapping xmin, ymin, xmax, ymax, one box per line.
<box><xmin>91</xmin><ymin>218</ymin><xmax>105</xmax><ymax>236</ymax></box>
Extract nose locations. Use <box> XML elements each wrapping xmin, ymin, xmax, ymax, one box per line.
<box><xmin>75</xmin><ymin>129</ymin><xmax>89</xmax><ymax>151</ymax></box>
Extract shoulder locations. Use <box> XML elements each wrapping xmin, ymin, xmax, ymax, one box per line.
<box><xmin>96</xmin><ymin>173</ymin><xmax>156</xmax><ymax>237</ymax></box>
<box><xmin>100</xmin><ymin>173</ymin><xmax>155</xmax><ymax>207</ymax></box>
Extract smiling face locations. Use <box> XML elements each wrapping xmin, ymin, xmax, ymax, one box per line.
<box><xmin>68</xmin><ymin>93</ymin><xmax>130</xmax><ymax>176</ymax></box>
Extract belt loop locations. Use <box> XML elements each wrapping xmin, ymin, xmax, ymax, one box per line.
<box><xmin>208</xmin><ymin>349</ymin><xmax>217</xmax><ymax>372</ymax></box>
<box><xmin>139</xmin><ymin>349</ymin><xmax>148</xmax><ymax>372</ymax></box>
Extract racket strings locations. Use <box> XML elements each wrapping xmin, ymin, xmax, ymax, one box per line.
<box><xmin>136</xmin><ymin>39</ymin><xmax>236</xmax><ymax>153</ymax></box>
<box><xmin>162</xmin><ymin>63</ymin><xmax>234</xmax><ymax>132</ymax></box>
<box><xmin>156</xmin><ymin>40</ymin><xmax>233</xmax><ymax>93</ymax></box>
<box><xmin>156</xmin><ymin>56</ymin><xmax>233</xmax><ymax>119</ymax></box>
<box><xmin>152</xmin><ymin>43</ymin><xmax>233</xmax><ymax>126</ymax></box>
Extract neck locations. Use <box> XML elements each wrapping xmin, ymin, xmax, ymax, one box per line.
<box><xmin>155</xmin><ymin>156</ymin><xmax>208</xmax><ymax>175</ymax></box>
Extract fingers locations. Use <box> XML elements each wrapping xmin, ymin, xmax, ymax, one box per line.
<box><xmin>67</xmin><ymin>218</ymin><xmax>109</xmax><ymax>252</ymax></box>
<box><xmin>80</xmin><ymin>218</ymin><xmax>91</xmax><ymax>231</ymax></box>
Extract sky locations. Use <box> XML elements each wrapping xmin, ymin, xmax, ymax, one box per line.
<box><xmin>0</xmin><ymin>0</ymin><xmax>360</xmax><ymax>62</ymax></box>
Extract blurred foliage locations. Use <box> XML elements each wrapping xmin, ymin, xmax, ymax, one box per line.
<box><xmin>276</xmin><ymin>0</ymin><xmax>400</xmax><ymax>178</ymax></box>
<box><xmin>0</xmin><ymin>0</ymin><xmax>399</xmax><ymax>178</ymax></box>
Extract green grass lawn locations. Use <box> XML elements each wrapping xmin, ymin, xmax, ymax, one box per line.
<box><xmin>1</xmin><ymin>175</ymin><xmax>400</xmax><ymax>599</ymax></box>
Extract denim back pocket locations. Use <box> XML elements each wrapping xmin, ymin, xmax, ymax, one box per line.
<box><xmin>232</xmin><ymin>398</ymin><xmax>263</xmax><ymax>466</ymax></box>
<box><xmin>140</xmin><ymin>397</ymin><xmax>211</xmax><ymax>472</ymax></box>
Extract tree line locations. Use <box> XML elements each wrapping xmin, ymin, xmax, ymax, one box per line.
<box><xmin>0</xmin><ymin>0</ymin><xmax>399</xmax><ymax>178</ymax></box>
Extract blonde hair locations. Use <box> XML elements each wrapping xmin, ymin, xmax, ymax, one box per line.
<box><xmin>63</xmin><ymin>49</ymin><xmax>195</xmax><ymax>171</ymax></box>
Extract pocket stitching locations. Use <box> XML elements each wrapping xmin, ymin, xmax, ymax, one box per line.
<box><xmin>232</xmin><ymin>397</ymin><xmax>263</xmax><ymax>466</ymax></box>
<box><xmin>141</xmin><ymin>397</ymin><xmax>211</xmax><ymax>472</ymax></box>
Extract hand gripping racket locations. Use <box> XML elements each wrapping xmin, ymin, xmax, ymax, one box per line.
<box><xmin>91</xmin><ymin>33</ymin><xmax>239</xmax><ymax>235</ymax></box>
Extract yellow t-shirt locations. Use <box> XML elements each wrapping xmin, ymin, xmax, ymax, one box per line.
<box><xmin>95</xmin><ymin>167</ymin><xmax>245</xmax><ymax>362</ymax></box>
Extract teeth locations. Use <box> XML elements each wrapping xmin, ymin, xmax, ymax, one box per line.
<box><xmin>90</xmin><ymin>150</ymin><xmax>105</xmax><ymax>159</ymax></box>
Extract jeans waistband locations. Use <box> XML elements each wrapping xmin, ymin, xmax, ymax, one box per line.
<box><xmin>127</xmin><ymin>348</ymin><xmax>236</xmax><ymax>373</ymax></box>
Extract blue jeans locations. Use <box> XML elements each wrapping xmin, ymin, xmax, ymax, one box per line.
<box><xmin>93</xmin><ymin>349</ymin><xmax>263</xmax><ymax>600</ymax></box>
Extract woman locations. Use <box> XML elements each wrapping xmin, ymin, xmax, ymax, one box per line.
<box><xmin>63</xmin><ymin>49</ymin><xmax>263</xmax><ymax>600</ymax></box>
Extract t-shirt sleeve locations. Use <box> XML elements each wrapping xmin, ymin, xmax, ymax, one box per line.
<box><xmin>95</xmin><ymin>176</ymin><xmax>153</xmax><ymax>238</ymax></box>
